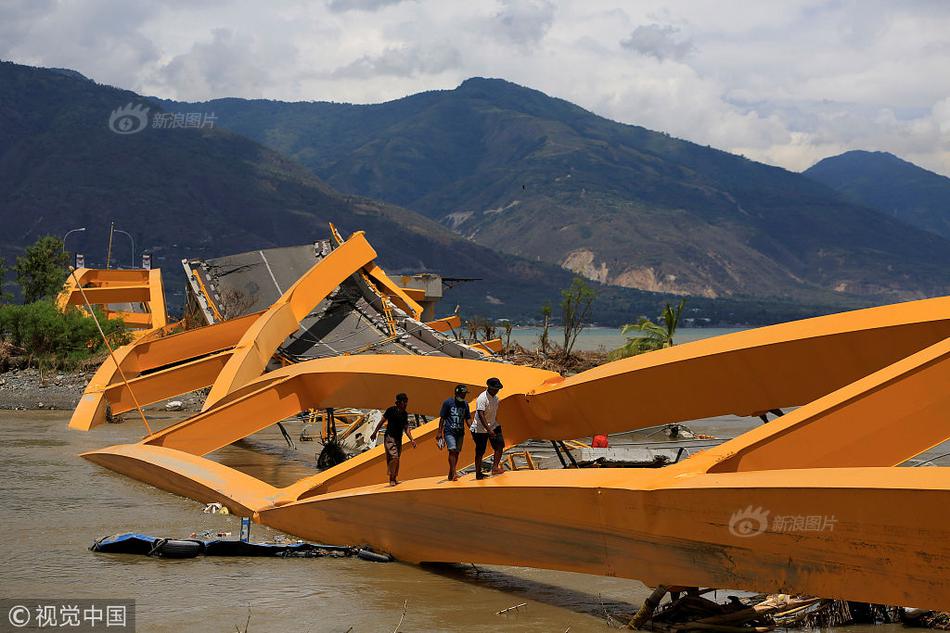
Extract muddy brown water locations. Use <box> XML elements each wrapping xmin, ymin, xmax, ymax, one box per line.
<box><xmin>0</xmin><ymin>411</ymin><xmax>932</xmax><ymax>632</ymax></box>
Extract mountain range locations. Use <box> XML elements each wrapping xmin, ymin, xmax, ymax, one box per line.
<box><xmin>804</xmin><ymin>150</ymin><xmax>950</xmax><ymax>240</ymax></box>
<box><xmin>160</xmin><ymin>78</ymin><xmax>950</xmax><ymax>303</ymax></box>
<box><xmin>3</xmin><ymin>60</ymin><xmax>831</xmax><ymax>326</ymax></box>
<box><xmin>2</xmin><ymin>60</ymin><xmax>948</xmax><ymax>326</ymax></box>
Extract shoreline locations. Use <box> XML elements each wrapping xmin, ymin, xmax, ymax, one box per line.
<box><xmin>0</xmin><ymin>366</ymin><xmax>205</xmax><ymax>412</ymax></box>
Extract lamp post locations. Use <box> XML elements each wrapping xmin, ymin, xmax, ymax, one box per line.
<box><xmin>62</xmin><ymin>227</ymin><xmax>86</xmax><ymax>252</ymax></box>
<box><xmin>114</xmin><ymin>229</ymin><xmax>135</xmax><ymax>269</ymax></box>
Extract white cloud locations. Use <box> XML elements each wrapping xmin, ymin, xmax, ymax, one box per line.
<box><xmin>2</xmin><ymin>0</ymin><xmax>950</xmax><ymax>176</ymax></box>
<box><xmin>621</xmin><ymin>24</ymin><xmax>694</xmax><ymax>61</ymax></box>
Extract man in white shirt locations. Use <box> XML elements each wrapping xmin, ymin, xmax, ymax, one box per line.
<box><xmin>470</xmin><ymin>377</ymin><xmax>506</xmax><ymax>479</ymax></box>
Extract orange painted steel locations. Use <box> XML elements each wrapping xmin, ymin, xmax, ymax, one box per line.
<box><xmin>257</xmin><ymin>467</ymin><xmax>950</xmax><ymax>610</ymax></box>
<box><xmin>78</xmin><ymin>295</ymin><xmax>950</xmax><ymax>610</ymax></box>
<box><xmin>425</xmin><ymin>315</ymin><xmax>461</xmax><ymax>333</ymax></box>
<box><xmin>86</xmin><ymin>295</ymin><xmax>950</xmax><ymax>483</ymax></box>
<box><xmin>471</xmin><ymin>338</ymin><xmax>503</xmax><ymax>355</ymax></box>
<box><xmin>83</xmin><ymin>328</ymin><xmax>950</xmax><ymax>511</ymax></box>
<box><xmin>201</xmin><ymin>231</ymin><xmax>378</xmax><ymax>410</ymax></box>
<box><xmin>363</xmin><ymin>262</ymin><xmax>424</xmax><ymax>320</ymax></box>
<box><xmin>146</xmin><ymin>355</ymin><xmax>555</xmax><ymax>456</ymax></box>
<box><xmin>68</xmin><ymin>311</ymin><xmax>261</xmax><ymax>430</ymax></box>
<box><xmin>687</xmin><ymin>336</ymin><xmax>950</xmax><ymax>474</ymax></box>
<box><xmin>58</xmin><ymin>268</ymin><xmax>168</xmax><ymax>333</ymax></box>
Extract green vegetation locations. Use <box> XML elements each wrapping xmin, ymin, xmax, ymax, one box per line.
<box><xmin>560</xmin><ymin>277</ymin><xmax>597</xmax><ymax>356</ymax></box>
<box><xmin>0</xmin><ymin>301</ymin><xmax>129</xmax><ymax>371</ymax></box>
<box><xmin>804</xmin><ymin>150</ymin><xmax>950</xmax><ymax>240</ymax></box>
<box><xmin>610</xmin><ymin>299</ymin><xmax>685</xmax><ymax>360</ymax></box>
<box><xmin>15</xmin><ymin>236</ymin><xmax>69</xmax><ymax>303</ymax></box>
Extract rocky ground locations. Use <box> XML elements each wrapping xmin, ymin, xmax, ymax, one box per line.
<box><xmin>0</xmin><ymin>366</ymin><xmax>205</xmax><ymax>412</ymax></box>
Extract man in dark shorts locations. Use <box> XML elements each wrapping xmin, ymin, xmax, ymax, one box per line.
<box><xmin>370</xmin><ymin>393</ymin><xmax>416</xmax><ymax>486</ymax></box>
<box><xmin>438</xmin><ymin>384</ymin><xmax>471</xmax><ymax>481</ymax></box>
<box><xmin>470</xmin><ymin>377</ymin><xmax>505</xmax><ymax>479</ymax></box>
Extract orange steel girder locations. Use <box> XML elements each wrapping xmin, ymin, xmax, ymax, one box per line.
<box><xmin>68</xmin><ymin>311</ymin><xmax>261</xmax><ymax>430</ymax></box>
<box><xmin>81</xmin><ymin>330</ymin><xmax>950</xmax><ymax>608</ymax></box>
<box><xmin>201</xmin><ymin>231</ymin><xmax>378</xmax><ymax>410</ymax></box>
<box><xmin>58</xmin><ymin>268</ymin><xmax>168</xmax><ymax>332</ymax></box>
<box><xmin>78</xmin><ymin>295</ymin><xmax>950</xmax><ymax>610</ymax></box>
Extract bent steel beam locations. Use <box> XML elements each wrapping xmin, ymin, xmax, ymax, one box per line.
<box><xmin>258</xmin><ymin>467</ymin><xmax>950</xmax><ymax>610</ymax></box>
<box><xmin>678</xmin><ymin>335</ymin><xmax>950</xmax><ymax>474</ymax></box>
<box><xmin>57</xmin><ymin>268</ymin><xmax>168</xmax><ymax>332</ymax></box>
<box><xmin>69</xmin><ymin>311</ymin><xmax>261</xmax><ymax>430</ymax></box>
<box><xmin>147</xmin><ymin>356</ymin><xmax>555</xmax><ymax>455</ymax></box>
<box><xmin>82</xmin><ymin>443</ymin><xmax>283</xmax><ymax>516</ymax></box>
<box><xmin>503</xmin><ymin>295</ymin><xmax>950</xmax><ymax>440</ymax></box>
<box><xmin>85</xmin><ymin>295</ymin><xmax>950</xmax><ymax>501</ymax></box>
<box><xmin>201</xmin><ymin>231</ymin><xmax>378</xmax><ymax>410</ymax></box>
<box><xmin>83</xmin><ymin>324</ymin><xmax>950</xmax><ymax>507</ymax></box>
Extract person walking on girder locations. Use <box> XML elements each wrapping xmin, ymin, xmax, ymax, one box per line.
<box><xmin>370</xmin><ymin>393</ymin><xmax>416</xmax><ymax>486</ymax></box>
<box><xmin>470</xmin><ymin>377</ymin><xmax>506</xmax><ymax>479</ymax></box>
<box><xmin>438</xmin><ymin>384</ymin><xmax>471</xmax><ymax>481</ymax></box>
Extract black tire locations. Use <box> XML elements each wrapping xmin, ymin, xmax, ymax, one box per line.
<box><xmin>151</xmin><ymin>539</ymin><xmax>202</xmax><ymax>559</ymax></box>
<box><xmin>356</xmin><ymin>548</ymin><xmax>392</xmax><ymax>563</ymax></box>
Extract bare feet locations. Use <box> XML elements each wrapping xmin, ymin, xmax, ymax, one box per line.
<box><xmin>491</xmin><ymin>468</ymin><xmax>505</xmax><ymax>475</ymax></box>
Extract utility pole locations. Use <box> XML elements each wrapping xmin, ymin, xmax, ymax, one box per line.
<box><xmin>106</xmin><ymin>221</ymin><xmax>115</xmax><ymax>270</ymax></box>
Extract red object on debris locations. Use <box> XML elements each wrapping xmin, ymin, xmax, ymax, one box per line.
<box><xmin>592</xmin><ymin>434</ymin><xmax>609</xmax><ymax>448</ymax></box>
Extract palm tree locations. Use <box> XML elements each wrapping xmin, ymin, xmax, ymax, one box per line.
<box><xmin>609</xmin><ymin>299</ymin><xmax>686</xmax><ymax>360</ymax></box>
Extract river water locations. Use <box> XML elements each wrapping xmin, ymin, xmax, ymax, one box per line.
<box><xmin>2</xmin><ymin>410</ymin><xmax>934</xmax><ymax>632</ymax></box>
<box><xmin>0</xmin><ymin>411</ymin><xmax>662</xmax><ymax>632</ymax></box>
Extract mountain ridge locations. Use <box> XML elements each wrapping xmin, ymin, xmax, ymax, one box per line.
<box><xmin>160</xmin><ymin>77</ymin><xmax>950</xmax><ymax>302</ymax></box>
<box><xmin>804</xmin><ymin>150</ymin><xmax>950</xmax><ymax>240</ymax></box>
<box><xmin>1</xmin><ymin>60</ymin><xmax>847</xmax><ymax>326</ymax></box>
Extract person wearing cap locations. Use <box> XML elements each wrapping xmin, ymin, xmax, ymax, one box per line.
<box><xmin>470</xmin><ymin>377</ymin><xmax>506</xmax><ymax>479</ymax></box>
<box><xmin>438</xmin><ymin>384</ymin><xmax>471</xmax><ymax>481</ymax></box>
<box><xmin>370</xmin><ymin>392</ymin><xmax>416</xmax><ymax>486</ymax></box>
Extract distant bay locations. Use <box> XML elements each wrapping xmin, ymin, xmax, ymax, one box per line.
<box><xmin>508</xmin><ymin>326</ymin><xmax>747</xmax><ymax>353</ymax></box>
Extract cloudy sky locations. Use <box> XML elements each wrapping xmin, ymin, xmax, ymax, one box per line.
<box><xmin>4</xmin><ymin>0</ymin><xmax>950</xmax><ymax>176</ymax></box>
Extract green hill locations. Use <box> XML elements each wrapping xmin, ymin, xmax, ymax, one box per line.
<box><xmin>804</xmin><ymin>150</ymin><xmax>950</xmax><ymax>240</ymax></box>
<box><xmin>161</xmin><ymin>78</ymin><xmax>950</xmax><ymax>302</ymax></box>
<box><xmin>1</xmin><ymin>60</ymin><xmax>843</xmax><ymax>326</ymax></box>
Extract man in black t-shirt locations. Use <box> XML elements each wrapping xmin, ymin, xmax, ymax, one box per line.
<box><xmin>370</xmin><ymin>393</ymin><xmax>417</xmax><ymax>486</ymax></box>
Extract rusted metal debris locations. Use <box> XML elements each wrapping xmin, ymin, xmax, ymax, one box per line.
<box><xmin>629</xmin><ymin>587</ymin><xmax>908</xmax><ymax>631</ymax></box>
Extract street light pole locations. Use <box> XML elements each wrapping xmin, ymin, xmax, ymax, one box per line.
<box><xmin>114</xmin><ymin>229</ymin><xmax>135</xmax><ymax>268</ymax></box>
<box><xmin>62</xmin><ymin>227</ymin><xmax>86</xmax><ymax>252</ymax></box>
